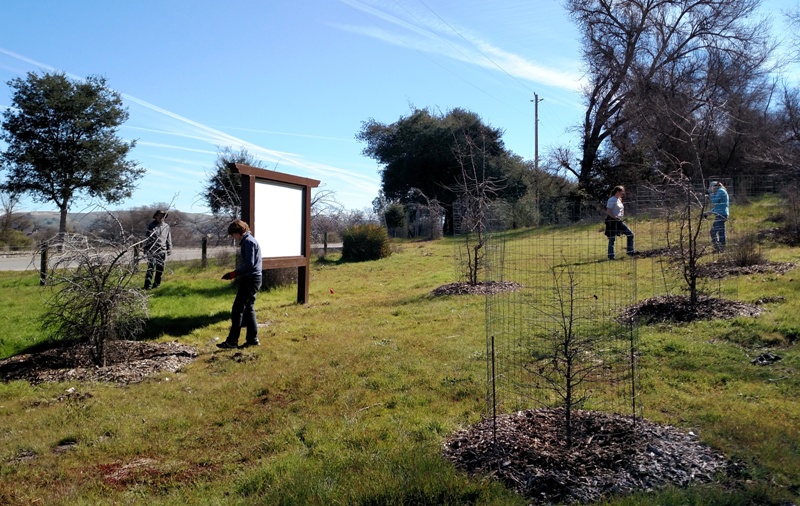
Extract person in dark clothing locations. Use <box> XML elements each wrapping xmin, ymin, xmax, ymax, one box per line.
<box><xmin>143</xmin><ymin>210</ymin><xmax>172</xmax><ymax>289</ymax></box>
<box><xmin>217</xmin><ymin>219</ymin><xmax>263</xmax><ymax>349</ymax></box>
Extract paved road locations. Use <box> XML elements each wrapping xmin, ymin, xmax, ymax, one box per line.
<box><xmin>0</xmin><ymin>245</ymin><xmax>340</xmax><ymax>271</ymax></box>
<box><xmin>0</xmin><ymin>247</ymin><xmax>232</xmax><ymax>272</ymax></box>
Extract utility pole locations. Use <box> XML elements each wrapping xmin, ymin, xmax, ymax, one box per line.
<box><xmin>531</xmin><ymin>93</ymin><xmax>543</xmax><ymax>170</ymax></box>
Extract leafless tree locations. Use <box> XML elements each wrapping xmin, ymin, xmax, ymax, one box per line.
<box><xmin>408</xmin><ymin>188</ymin><xmax>444</xmax><ymax>240</ymax></box>
<box><xmin>451</xmin><ymin>132</ymin><xmax>502</xmax><ymax>285</ymax></box>
<box><xmin>310</xmin><ymin>187</ymin><xmax>344</xmax><ymax>251</ymax></box>
<box><xmin>565</xmin><ymin>0</ymin><xmax>774</xmax><ymax>196</ymax></box>
<box><xmin>523</xmin><ymin>257</ymin><xmax>620</xmax><ymax>448</ymax></box>
<box><xmin>1</xmin><ymin>190</ymin><xmax>20</xmax><ymax>232</ymax></box>
<box><xmin>647</xmin><ymin>168</ymin><xmax>711</xmax><ymax>305</ymax></box>
<box><xmin>41</xmin><ymin>212</ymin><xmax>149</xmax><ymax>365</ymax></box>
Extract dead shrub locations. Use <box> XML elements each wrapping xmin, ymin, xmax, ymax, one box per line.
<box><xmin>726</xmin><ymin>233</ymin><xmax>766</xmax><ymax>267</ymax></box>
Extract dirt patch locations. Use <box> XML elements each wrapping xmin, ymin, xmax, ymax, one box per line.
<box><xmin>444</xmin><ymin>408</ymin><xmax>732</xmax><ymax>505</ymax></box>
<box><xmin>0</xmin><ymin>340</ymin><xmax>198</xmax><ymax>385</ymax></box>
<box><xmin>431</xmin><ymin>281</ymin><xmax>522</xmax><ymax>297</ymax></box>
<box><xmin>619</xmin><ymin>295</ymin><xmax>762</xmax><ymax>325</ymax></box>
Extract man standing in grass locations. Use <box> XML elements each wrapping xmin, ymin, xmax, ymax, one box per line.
<box><xmin>217</xmin><ymin>219</ymin><xmax>263</xmax><ymax>349</ymax></box>
<box><xmin>143</xmin><ymin>210</ymin><xmax>172</xmax><ymax>289</ymax></box>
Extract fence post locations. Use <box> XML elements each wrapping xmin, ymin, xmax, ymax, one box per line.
<box><xmin>201</xmin><ymin>236</ymin><xmax>208</xmax><ymax>268</ymax></box>
<box><xmin>323</xmin><ymin>232</ymin><xmax>328</xmax><ymax>256</ymax></box>
<box><xmin>39</xmin><ymin>243</ymin><xmax>48</xmax><ymax>286</ymax></box>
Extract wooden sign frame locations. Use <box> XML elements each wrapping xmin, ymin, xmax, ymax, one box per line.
<box><xmin>228</xmin><ymin>163</ymin><xmax>320</xmax><ymax>304</ymax></box>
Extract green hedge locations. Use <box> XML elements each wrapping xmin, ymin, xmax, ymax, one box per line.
<box><xmin>342</xmin><ymin>224</ymin><xmax>391</xmax><ymax>262</ymax></box>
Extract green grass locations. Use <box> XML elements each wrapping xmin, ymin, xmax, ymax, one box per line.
<box><xmin>0</xmin><ymin>206</ymin><xmax>798</xmax><ymax>505</ymax></box>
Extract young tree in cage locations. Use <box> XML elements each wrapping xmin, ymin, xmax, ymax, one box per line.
<box><xmin>648</xmin><ymin>167</ymin><xmax>711</xmax><ymax>306</ymax></box>
<box><xmin>41</xmin><ymin>210</ymin><xmax>149</xmax><ymax>366</ymax></box>
<box><xmin>450</xmin><ymin>132</ymin><xmax>501</xmax><ymax>285</ymax></box>
<box><xmin>524</xmin><ymin>259</ymin><xmax>614</xmax><ymax>448</ymax></box>
<box><xmin>406</xmin><ymin>188</ymin><xmax>444</xmax><ymax>240</ymax></box>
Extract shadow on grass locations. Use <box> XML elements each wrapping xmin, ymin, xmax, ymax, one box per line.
<box><xmin>141</xmin><ymin>311</ymin><xmax>230</xmax><ymax>340</ymax></box>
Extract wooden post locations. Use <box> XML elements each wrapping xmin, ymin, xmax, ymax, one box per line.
<box><xmin>201</xmin><ymin>236</ymin><xmax>208</xmax><ymax>268</ymax></box>
<box><xmin>39</xmin><ymin>243</ymin><xmax>48</xmax><ymax>286</ymax></box>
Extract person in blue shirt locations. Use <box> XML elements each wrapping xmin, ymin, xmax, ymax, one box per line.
<box><xmin>217</xmin><ymin>219</ymin><xmax>263</xmax><ymax>349</ymax></box>
<box><xmin>705</xmin><ymin>181</ymin><xmax>729</xmax><ymax>253</ymax></box>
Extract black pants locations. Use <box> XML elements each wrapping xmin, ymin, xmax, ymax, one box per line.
<box><xmin>226</xmin><ymin>275</ymin><xmax>262</xmax><ymax>345</ymax></box>
<box><xmin>144</xmin><ymin>252</ymin><xmax>166</xmax><ymax>288</ymax></box>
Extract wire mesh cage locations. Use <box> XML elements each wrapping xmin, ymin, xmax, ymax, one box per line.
<box><xmin>484</xmin><ymin>219</ymin><xmax>641</xmax><ymax>422</ymax></box>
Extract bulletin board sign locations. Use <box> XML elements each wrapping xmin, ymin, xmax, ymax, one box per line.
<box><xmin>228</xmin><ymin>163</ymin><xmax>320</xmax><ymax>303</ymax></box>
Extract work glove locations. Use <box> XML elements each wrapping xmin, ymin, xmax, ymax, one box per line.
<box><xmin>221</xmin><ymin>271</ymin><xmax>238</xmax><ymax>280</ymax></box>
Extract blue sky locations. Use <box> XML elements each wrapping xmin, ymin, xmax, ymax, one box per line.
<box><xmin>0</xmin><ymin>0</ymin><xmax>796</xmax><ymax>215</ymax></box>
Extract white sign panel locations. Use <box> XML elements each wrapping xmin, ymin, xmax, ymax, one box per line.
<box><xmin>254</xmin><ymin>180</ymin><xmax>303</xmax><ymax>258</ymax></box>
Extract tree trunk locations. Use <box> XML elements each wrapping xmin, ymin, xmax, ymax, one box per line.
<box><xmin>58</xmin><ymin>205</ymin><xmax>69</xmax><ymax>252</ymax></box>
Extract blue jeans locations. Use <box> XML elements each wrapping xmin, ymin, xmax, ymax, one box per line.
<box><xmin>607</xmin><ymin>221</ymin><xmax>634</xmax><ymax>259</ymax></box>
<box><xmin>710</xmin><ymin>217</ymin><xmax>726</xmax><ymax>252</ymax></box>
<box><xmin>226</xmin><ymin>274</ymin><xmax>262</xmax><ymax>345</ymax></box>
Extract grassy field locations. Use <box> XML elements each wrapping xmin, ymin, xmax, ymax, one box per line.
<box><xmin>0</xmin><ymin>203</ymin><xmax>798</xmax><ymax>505</ymax></box>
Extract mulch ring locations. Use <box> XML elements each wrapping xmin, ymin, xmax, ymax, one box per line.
<box><xmin>697</xmin><ymin>261</ymin><xmax>796</xmax><ymax>279</ymax></box>
<box><xmin>618</xmin><ymin>294</ymin><xmax>762</xmax><ymax>325</ymax></box>
<box><xmin>431</xmin><ymin>281</ymin><xmax>522</xmax><ymax>297</ymax></box>
<box><xmin>0</xmin><ymin>340</ymin><xmax>198</xmax><ymax>385</ymax></box>
<box><xmin>443</xmin><ymin>408</ymin><xmax>731</xmax><ymax>505</ymax></box>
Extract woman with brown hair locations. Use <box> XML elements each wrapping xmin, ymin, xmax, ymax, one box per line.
<box><xmin>605</xmin><ymin>185</ymin><xmax>635</xmax><ymax>260</ymax></box>
<box><xmin>217</xmin><ymin>219</ymin><xmax>263</xmax><ymax>349</ymax></box>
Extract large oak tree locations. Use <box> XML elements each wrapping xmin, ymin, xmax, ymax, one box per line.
<box><xmin>564</xmin><ymin>0</ymin><xmax>772</xmax><ymax>198</ymax></box>
<box><xmin>0</xmin><ymin>71</ymin><xmax>143</xmax><ymax>238</ymax></box>
<box><xmin>357</xmin><ymin>107</ymin><xmax>516</xmax><ymax>234</ymax></box>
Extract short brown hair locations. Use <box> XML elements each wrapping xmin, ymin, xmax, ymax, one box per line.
<box><xmin>227</xmin><ymin>219</ymin><xmax>250</xmax><ymax>235</ymax></box>
<box><xmin>611</xmin><ymin>185</ymin><xmax>625</xmax><ymax>196</ymax></box>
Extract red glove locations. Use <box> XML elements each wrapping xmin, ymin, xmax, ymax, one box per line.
<box><xmin>221</xmin><ymin>271</ymin><xmax>238</xmax><ymax>280</ymax></box>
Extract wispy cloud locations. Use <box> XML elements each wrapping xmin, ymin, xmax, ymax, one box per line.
<box><xmin>336</xmin><ymin>0</ymin><xmax>583</xmax><ymax>92</ymax></box>
<box><xmin>0</xmin><ymin>46</ymin><xmax>379</xmax><ymax>206</ymax></box>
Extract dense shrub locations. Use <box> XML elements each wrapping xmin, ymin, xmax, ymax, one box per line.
<box><xmin>342</xmin><ymin>224</ymin><xmax>391</xmax><ymax>262</ymax></box>
<box><xmin>0</xmin><ymin>229</ymin><xmax>34</xmax><ymax>251</ymax></box>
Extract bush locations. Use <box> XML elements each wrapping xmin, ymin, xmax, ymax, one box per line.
<box><xmin>341</xmin><ymin>224</ymin><xmax>391</xmax><ymax>262</ymax></box>
<box><xmin>0</xmin><ymin>229</ymin><xmax>34</xmax><ymax>251</ymax></box>
<box><xmin>726</xmin><ymin>233</ymin><xmax>766</xmax><ymax>267</ymax></box>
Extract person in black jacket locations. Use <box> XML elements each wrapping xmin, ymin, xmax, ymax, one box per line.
<box><xmin>217</xmin><ymin>219</ymin><xmax>263</xmax><ymax>349</ymax></box>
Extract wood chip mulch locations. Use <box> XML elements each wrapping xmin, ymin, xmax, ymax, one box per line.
<box><xmin>0</xmin><ymin>340</ymin><xmax>198</xmax><ymax>385</ymax></box>
<box><xmin>431</xmin><ymin>281</ymin><xmax>522</xmax><ymax>297</ymax></box>
<box><xmin>443</xmin><ymin>408</ymin><xmax>730</xmax><ymax>505</ymax></box>
<box><xmin>618</xmin><ymin>295</ymin><xmax>762</xmax><ymax>325</ymax></box>
<box><xmin>697</xmin><ymin>261</ymin><xmax>796</xmax><ymax>279</ymax></box>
